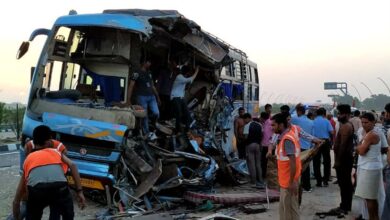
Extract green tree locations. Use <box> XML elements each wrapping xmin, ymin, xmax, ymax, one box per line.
<box><xmin>0</xmin><ymin>102</ymin><xmax>5</xmax><ymax>124</ymax></box>
<box><xmin>362</xmin><ymin>94</ymin><xmax>390</xmax><ymax>111</ymax></box>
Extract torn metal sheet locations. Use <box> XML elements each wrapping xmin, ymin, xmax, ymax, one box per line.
<box><xmin>228</xmin><ymin>160</ymin><xmax>249</xmax><ymax>176</ymax></box>
<box><xmin>124</xmin><ymin>147</ymin><xmax>153</xmax><ymax>173</ymax></box>
<box><xmin>183</xmin><ymin>33</ymin><xmax>227</xmax><ymax>63</ymax></box>
<box><xmin>132</xmin><ymin>159</ymin><xmax>162</xmax><ymax>200</ymax></box>
<box><xmin>103</xmin><ymin>9</ymin><xmax>229</xmax><ymax>64</ymax></box>
<box><xmin>174</xmin><ymin>151</ymin><xmax>210</xmax><ymax>163</ymax></box>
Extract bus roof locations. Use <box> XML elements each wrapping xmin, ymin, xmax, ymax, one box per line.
<box><xmin>53</xmin><ymin>9</ymin><xmax>250</xmax><ymax>65</ymax></box>
<box><xmin>55</xmin><ymin>13</ymin><xmax>151</xmax><ymax>36</ymax></box>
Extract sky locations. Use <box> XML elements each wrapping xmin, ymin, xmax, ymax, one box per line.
<box><xmin>1</xmin><ymin>0</ymin><xmax>389</xmax><ymax>104</ymax></box>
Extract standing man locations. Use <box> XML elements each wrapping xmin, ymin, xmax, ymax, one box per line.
<box><xmin>350</xmin><ymin>110</ymin><xmax>362</xmax><ymax>135</ymax></box>
<box><xmin>260</xmin><ymin>112</ymin><xmax>272</xmax><ymax>179</ymax></box>
<box><xmin>127</xmin><ymin>59</ymin><xmax>161</xmax><ymax>138</ymax></box>
<box><xmin>331</xmin><ymin>104</ymin><xmax>354</xmax><ymax>215</ymax></box>
<box><xmin>12</xmin><ymin>125</ymin><xmax>86</xmax><ymax>219</ymax></box>
<box><xmin>271</xmin><ymin>113</ymin><xmax>301</xmax><ymax>220</ymax></box>
<box><xmin>382</xmin><ymin>103</ymin><xmax>390</xmax><ymax>219</ymax></box>
<box><xmin>170</xmin><ymin>65</ymin><xmax>199</xmax><ymax>133</ymax></box>
<box><xmin>280</xmin><ymin>105</ymin><xmax>290</xmax><ymax>115</ymax></box>
<box><xmin>312</xmin><ymin>108</ymin><xmax>334</xmax><ymax>187</ymax></box>
<box><xmin>234</xmin><ymin>107</ymin><xmax>246</xmax><ymax>159</ymax></box>
<box><xmin>242</xmin><ymin>113</ymin><xmax>265</xmax><ymax>188</ymax></box>
<box><xmin>291</xmin><ymin>104</ymin><xmax>314</xmax><ymax>192</ymax></box>
<box><xmin>265</xmin><ymin>104</ymin><xmax>273</xmax><ymax>116</ymax></box>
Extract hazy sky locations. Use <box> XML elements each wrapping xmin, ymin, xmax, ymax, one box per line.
<box><xmin>1</xmin><ymin>0</ymin><xmax>389</xmax><ymax>104</ymax></box>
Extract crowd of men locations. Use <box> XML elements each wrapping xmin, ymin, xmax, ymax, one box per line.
<box><xmin>8</xmin><ymin>55</ymin><xmax>390</xmax><ymax>219</ymax></box>
<box><xmin>234</xmin><ymin>102</ymin><xmax>390</xmax><ymax>220</ymax></box>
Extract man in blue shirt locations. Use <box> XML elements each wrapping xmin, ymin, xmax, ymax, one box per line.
<box><xmin>291</xmin><ymin>104</ymin><xmax>314</xmax><ymax>192</ymax></box>
<box><xmin>312</xmin><ymin>107</ymin><xmax>334</xmax><ymax>187</ymax></box>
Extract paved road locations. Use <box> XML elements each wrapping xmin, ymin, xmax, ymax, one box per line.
<box><xmin>0</xmin><ymin>151</ymin><xmax>19</xmax><ymax>168</ymax></box>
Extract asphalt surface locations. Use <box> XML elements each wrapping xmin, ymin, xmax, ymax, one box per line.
<box><xmin>0</xmin><ymin>151</ymin><xmax>19</xmax><ymax>168</ymax></box>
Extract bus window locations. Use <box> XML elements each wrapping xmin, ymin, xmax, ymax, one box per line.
<box><xmin>250</xmin><ymin>66</ymin><xmax>256</xmax><ymax>83</ymax></box>
<box><xmin>235</xmin><ymin>61</ymin><xmax>241</xmax><ymax>80</ymax></box>
<box><xmin>239</xmin><ymin>62</ymin><xmax>248</xmax><ymax>81</ymax></box>
<box><xmin>247</xmin><ymin>65</ymin><xmax>252</xmax><ymax>82</ymax></box>
<box><xmin>69</xmin><ymin>30</ymin><xmax>84</xmax><ymax>57</ymax></box>
<box><xmin>63</xmin><ymin>62</ymin><xmax>81</xmax><ymax>90</ymax></box>
<box><xmin>224</xmin><ymin>63</ymin><xmax>235</xmax><ymax>77</ymax></box>
<box><xmin>52</xmin><ymin>27</ymin><xmax>71</xmax><ymax>58</ymax></box>
<box><xmin>232</xmin><ymin>84</ymin><xmax>243</xmax><ymax>100</ymax></box>
<box><xmin>254</xmin><ymin>86</ymin><xmax>259</xmax><ymax>100</ymax></box>
<box><xmin>43</xmin><ymin>61</ymin><xmax>62</xmax><ymax>91</ymax></box>
<box><xmin>248</xmin><ymin>84</ymin><xmax>253</xmax><ymax>100</ymax></box>
<box><xmin>254</xmin><ymin>68</ymin><xmax>259</xmax><ymax>83</ymax></box>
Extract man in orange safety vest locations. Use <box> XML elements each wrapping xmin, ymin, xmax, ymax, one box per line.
<box><xmin>271</xmin><ymin>113</ymin><xmax>301</xmax><ymax>220</ymax></box>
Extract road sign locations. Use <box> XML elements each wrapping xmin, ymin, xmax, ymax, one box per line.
<box><xmin>324</xmin><ymin>82</ymin><xmax>338</xmax><ymax>90</ymax></box>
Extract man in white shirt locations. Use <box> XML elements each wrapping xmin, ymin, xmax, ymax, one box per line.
<box><xmin>170</xmin><ymin>65</ymin><xmax>199</xmax><ymax>133</ymax></box>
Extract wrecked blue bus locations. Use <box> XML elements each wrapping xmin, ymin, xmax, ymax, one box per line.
<box><xmin>17</xmin><ymin>9</ymin><xmax>259</xmax><ymax>202</ymax></box>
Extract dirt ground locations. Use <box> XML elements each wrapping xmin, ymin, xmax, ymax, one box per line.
<box><xmin>1</xmin><ymin>167</ymin><xmax>360</xmax><ymax>220</ymax></box>
<box><xmin>0</xmin><ymin>154</ymin><xmax>361</xmax><ymax>220</ymax></box>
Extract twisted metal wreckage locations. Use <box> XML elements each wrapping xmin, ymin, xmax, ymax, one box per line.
<box><xmin>95</xmin><ymin>10</ymin><xmax>250</xmax><ymax>216</ymax></box>
<box><xmin>16</xmin><ymin>9</ymin><xmax>253</xmax><ymax>218</ymax></box>
<box><xmin>17</xmin><ymin>9</ymin><xmax>323</xmax><ymax>219</ymax></box>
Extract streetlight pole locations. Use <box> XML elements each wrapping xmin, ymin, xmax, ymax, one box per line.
<box><xmin>351</xmin><ymin>84</ymin><xmax>362</xmax><ymax>101</ymax></box>
<box><xmin>360</xmin><ymin>82</ymin><xmax>373</xmax><ymax>97</ymax></box>
<box><xmin>377</xmin><ymin>77</ymin><xmax>390</xmax><ymax>95</ymax></box>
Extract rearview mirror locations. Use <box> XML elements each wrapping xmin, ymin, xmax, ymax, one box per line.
<box><xmin>16</xmin><ymin>41</ymin><xmax>30</xmax><ymax>59</ymax></box>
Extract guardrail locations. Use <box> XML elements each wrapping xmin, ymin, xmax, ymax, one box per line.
<box><xmin>0</xmin><ymin>124</ymin><xmax>16</xmax><ymax>132</ymax></box>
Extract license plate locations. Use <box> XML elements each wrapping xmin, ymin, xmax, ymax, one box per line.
<box><xmin>67</xmin><ymin>176</ymin><xmax>104</xmax><ymax>190</ymax></box>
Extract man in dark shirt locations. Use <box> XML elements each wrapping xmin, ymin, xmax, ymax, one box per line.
<box><xmin>331</xmin><ymin>104</ymin><xmax>354</xmax><ymax>215</ymax></box>
<box><xmin>126</xmin><ymin>60</ymin><xmax>161</xmax><ymax>137</ymax></box>
<box><xmin>242</xmin><ymin>113</ymin><xmax>265</xmax><ymax>188</ymax></box>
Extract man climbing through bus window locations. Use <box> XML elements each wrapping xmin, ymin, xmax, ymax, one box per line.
<box><xmin>126</xmin><ymin>59</ymin><xmax>161</xmax><ymax>139</ymax></box>
<box><xmin>170</xmin><ymin>64</ymin><xmax>199</xmax><ymax>134</ymax></box>
<box><xmin>156</xmin><ymin>59</ymin><xmax>179</xmax><ymax>122</ymax></box>
<box><xmin>271</xmin><ymin>113</ymin><xmax>301</xmax><ymax>220</ymax></box>
<box><xmin>12</xmin><ymin>125</ymin><xmax>86</xmax><ymax>220</ymax></box>
<box><xmin>234</xmin><ymin>107</ymin><xmax>246</xmax><ymax>159</ymax></box>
